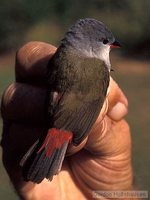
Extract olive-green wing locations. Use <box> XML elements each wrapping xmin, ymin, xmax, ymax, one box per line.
<box><xmin>53</xmin><ymin>93</ymin><xmax>104</xmax><ymax>145</ymax></box>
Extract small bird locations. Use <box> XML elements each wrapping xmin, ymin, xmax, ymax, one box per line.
<box><xmin>20</xmin><ymin>18</ymin><xmax>121</xmax><ymax>183</ymax></box>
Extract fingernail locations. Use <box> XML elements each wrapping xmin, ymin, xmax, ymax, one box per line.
<box><xmin>108</xmin><ymin>102</ymin><xmax>128</xmax><ymax>121</ymax></box>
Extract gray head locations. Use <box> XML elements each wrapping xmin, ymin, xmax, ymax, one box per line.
<box><xmin>61</xmin><ymin>18</ymin><xmax>120</xmax><ymax>69</ymax></box>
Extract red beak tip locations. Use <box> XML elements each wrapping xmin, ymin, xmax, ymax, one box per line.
<box><xmin>110</xmin><ymin>40</ymin><xmax>121</xmax><ymax>48</ymax></box>
<box><xmin>110</xmin><ymin>44</ymin><xmax>121</xmax><ymax>49</ymax></box>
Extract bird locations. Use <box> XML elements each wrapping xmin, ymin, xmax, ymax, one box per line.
<box><xmin>20</xmin><ymin>18</ymin><xmax>121</xmax><ymax>183</ymax></box>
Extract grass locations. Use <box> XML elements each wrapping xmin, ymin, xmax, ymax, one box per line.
<box><xmin>0</xmin><ymin>53</ymin><xmax>150</xmax><ymax>199</ymax></box>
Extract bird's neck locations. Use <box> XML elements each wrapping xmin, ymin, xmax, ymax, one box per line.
<box><xmin>80</xmin><ymin>45</ymin><xmax>111</xmax><ymax>71</ymax></box>
<box><xmin>59</xmin><ymin>42</ymin><xmax>111</xmax><ymax>71</ymax></box>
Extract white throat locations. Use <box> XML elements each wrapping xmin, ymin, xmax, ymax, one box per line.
<box><xmin>97</xmin><ymin>45</ymin><xmax>111</xmax><ymax>70</ymax></box>
<box><xmin>82</xmin><ymin>44</ymin><xmax>111</xmax><ymax>71</ymax></box>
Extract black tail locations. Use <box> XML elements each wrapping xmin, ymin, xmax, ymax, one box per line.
<box><xmin>20</xmin><ymin>128</ymin><xmax>72</xmax><ymax>183</ymax></box>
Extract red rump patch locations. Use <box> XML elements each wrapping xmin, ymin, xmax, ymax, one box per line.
<box><xmin>37</xmin><ymin>128</ymin><xmax>72</xmax><ymax>157</ymax></box>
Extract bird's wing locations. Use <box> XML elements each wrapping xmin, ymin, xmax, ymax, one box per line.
<box><xmin>51</xmin><ymin>75</ymin><xmax>109</xmax><ymax>145</ymax></box>
<box><xmin>53</xmin><ymin>92</ymin><xmax>104</xmax><ymax>145</ymax></box>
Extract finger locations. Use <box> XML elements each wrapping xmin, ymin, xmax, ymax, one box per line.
<box><xmin>15</xmin><ymin>41</ymin><xmax>56</xmax><ymax>84</ymax></box>
<box><xmin>107</xmin><ymin>77</ymin><xmax>128</xmax><ymax>121</ymax></box>
<box><xmin>67</xmin><ymin>137</ymin><xmax>88</xmax><ymax>155</ymax></box>
<box><xmin>1</xmin><ymin>83</ymin><xmax>47</xmax><ymax>124</ymax></box>
<box><xmin>85</xmin><ymin>116</ymin><xmax>131</xmax><ymax>155</ymax></box>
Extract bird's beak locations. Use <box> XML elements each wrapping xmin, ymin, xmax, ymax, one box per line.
<box><xmin>110</xmin><ymin>40</ymin><xmax>121</xmax><ymax>48</ymax></box>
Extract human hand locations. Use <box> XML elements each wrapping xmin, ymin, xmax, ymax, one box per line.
<box><xmin>1</xmin><ymin>42</ymin><xmax>134</xmax><ymax>200</ymax></box>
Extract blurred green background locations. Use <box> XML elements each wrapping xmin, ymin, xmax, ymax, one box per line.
<box><xmin>0</xmin><ymin>0</ymin><xmax>150</xmax><ymax>199</ymax></box>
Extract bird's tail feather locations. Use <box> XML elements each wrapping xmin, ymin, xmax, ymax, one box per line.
<box><xmin>20</xmin><ymin>128</ymin><xmax>72</xmax><ymax>183</ymax></box>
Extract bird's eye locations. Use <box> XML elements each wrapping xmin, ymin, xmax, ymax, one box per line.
<box><xmin>103</xmin><ymin>39</ymin><xmax>109</xmax><ymax>44</ymax></box>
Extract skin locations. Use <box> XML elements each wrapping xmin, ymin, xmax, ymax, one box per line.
<box><xmin>1</xmin><ymin>42</ymin><xmax>138</xmax><ymax>200</ymax></box>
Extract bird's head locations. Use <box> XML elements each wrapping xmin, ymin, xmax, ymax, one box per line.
<box><xmin>61</xmin><ymin>18</ymin><xmax>121</xmax><ymax>69</ymax></box>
